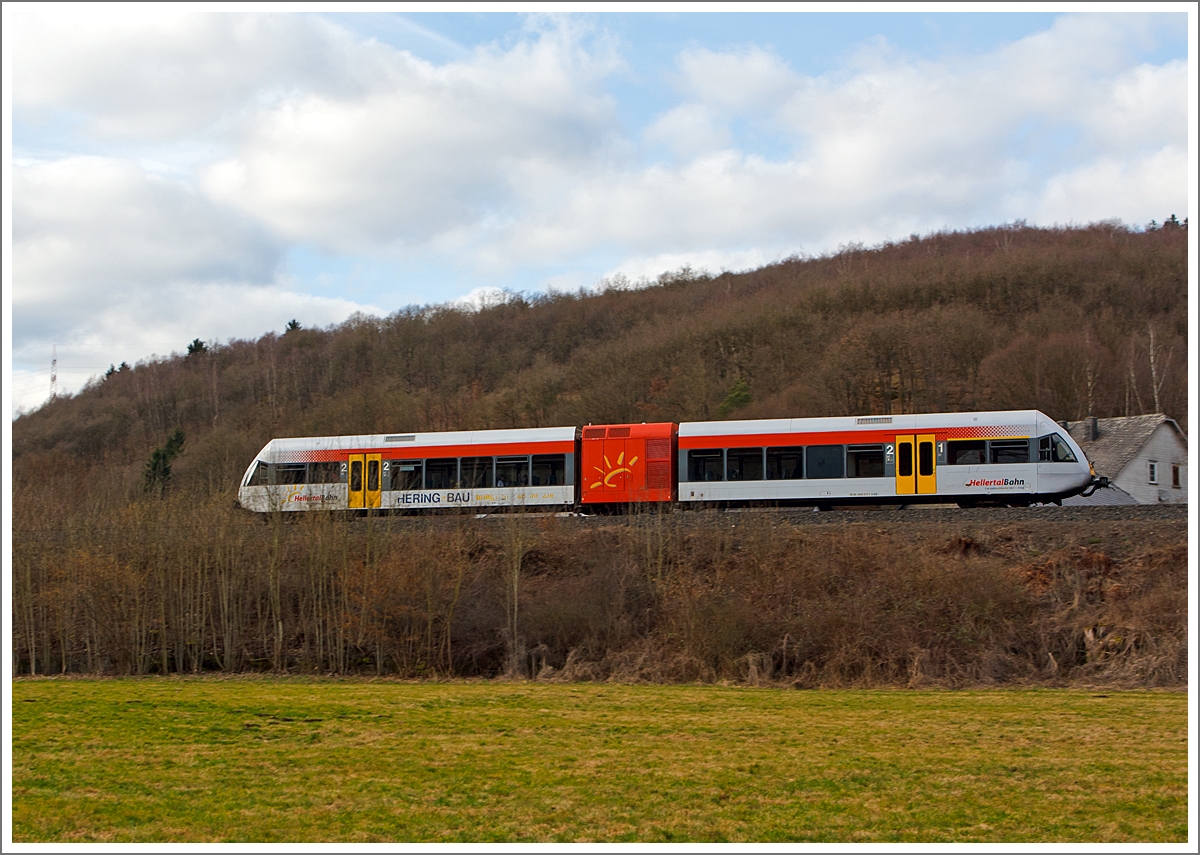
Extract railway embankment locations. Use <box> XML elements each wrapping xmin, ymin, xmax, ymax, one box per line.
<box><xmin>13</xmin><ymin>501</ymin><xmax>1186</xmax><ymax>687</ymax></box>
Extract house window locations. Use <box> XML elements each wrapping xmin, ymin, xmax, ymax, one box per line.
<box><xmin>1171</xmin><ymin>464</ymin><xmax>1181</xmax><ymax>489</ymax></box>
<box><xmin>1147</xmin><ymin>461</ymin><xmax>1158</xmax><ymax>485</ymax></box>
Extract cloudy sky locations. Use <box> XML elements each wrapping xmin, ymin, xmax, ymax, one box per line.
<box><xmin>4</xmin><ymin>5</ymin><xmax>1194</xmax><ymax>416</ymax></box>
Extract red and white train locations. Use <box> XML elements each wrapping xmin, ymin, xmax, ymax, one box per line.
<box><xmin>238</xmin><ymin>410</ymin><xmax>1106</xmax><ymax>513</ymax></box>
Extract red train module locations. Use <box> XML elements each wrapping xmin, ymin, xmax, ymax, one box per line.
<box><xmin>579</xmin><ymin>422</ymin><xmax>676</xmax><ymax>505</ymax></box>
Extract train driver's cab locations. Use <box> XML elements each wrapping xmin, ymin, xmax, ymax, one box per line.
<box><xmin>1037</xmin><ymin>433</ymin><xmax>1078</xmax><ymax>464</ymax></box>
<box><xmin>1032</xmin><ymin>421</ymin><xmax>1094</xmax><ymax>500</ymax></box>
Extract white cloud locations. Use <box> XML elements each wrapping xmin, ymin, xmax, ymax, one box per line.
<box><xmin>489</xmin><ymin>153</ymin><xmax>818</xmax><ymax>264</ymax></box>
<box><xmin>675</xmin><ymin>46</ymin><xmax>798</xmax><ymax>114</ymax></box>
<box><xmin>12</xmin><ymin>8</ymin><xmax>368</xmax><ymax>139</ymax></box>
<box><xmin>21</xmin><ymin>11</ymin><xmax>1183</xmax><ymax>275</ymax></box>
<box><xmin>643</xmin><ymin>104</ymin><xmax>731</xmax><ymax>158</ymax></box>
<box><xmin>603</xmin><ymin>247</ymin><xmax>787</xmax><ymax>286</ymax></box>
<box><xmin>203</xmin><ymin>21</ymin><xmax>622</xmax><ymax>252</ymax></box>
<box><xmin>13</xmin><ymin>157</ymin><xmax>279</xmax><ymax>328</ymax></box>
<box><xmin>8</xmin><ymin>10</ymin><xmax>1188</xmax><ymax>414</ymax></box>
<box><xmin>449</xmin><ymin>286</ymin><xmax>517</xmax><ymax>311</ymax></box>
<box><xmin>1033</xmin><ymin>145</ymin><xmax>1189</xmax><ymax>227</ymax></box>
<box><xmin>472</xmin><ymin>14</ymin><xmax>1188</xmax><ymax>268</ymax></box>
<box><xmin>10</xmin><ymin>278</ymin><xmax>380</xmax><ymax>416</ymax></box>
<box><xmin>10</xmin><ymin>156</ymin><xmax>379</xmax><ymax>413</ymax></box>
<box><xmin>1083</xmin><ymin>60</ymin><xmax>1189</xmax><ymax>152</ymax></box>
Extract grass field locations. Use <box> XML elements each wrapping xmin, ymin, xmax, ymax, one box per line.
<box><xmin>10</xmin><ymin>678</ymin><xmax>1188</xmax><ymax>843</ymax></box>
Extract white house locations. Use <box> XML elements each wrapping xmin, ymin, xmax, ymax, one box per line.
<box><xmin>1061</xmin><ymin>414</ymin><xmax>1188</xmax><ymax>505</ymax></box>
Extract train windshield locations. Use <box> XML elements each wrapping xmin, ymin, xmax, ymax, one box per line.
<box><xmin>1038</xmin><ymin>434</ymin><xmax>1078</xmax><ymax>463</ymax></box>
<box><xmin>245</xmin><ymin>461</ymin><xmax>269</xmax><ymax>486</ymax></box>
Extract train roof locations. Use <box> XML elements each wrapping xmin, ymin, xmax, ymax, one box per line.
<box><xmin>260</xmin><ymin>426</ymin><xmax>577</xmax><ymax>456</ymax></box>
<box><xmin>679</xmin><ymin>410</ymin><xmax>1046</xmax><ymax>438</ymax></box>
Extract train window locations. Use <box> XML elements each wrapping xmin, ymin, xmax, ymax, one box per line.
<box><xmin>948</xmin><ymin>440</ymin><xmax>986</xmax><ymax>465</ymax></box>
<box><xmin>425</xmin><ymin>458</ymin><xmax>458</xmax><ymax>489</ymax></box>
<box><xmin>392</xmin><ymin>460</ymin><xmax>422</xmax><ymax>491</ymax></box>
<box><xmin>461</xmin><ymin>457</ymin><xmax>494</xmax><ymax>488</ymax></box>
<box><xmin>496</xmin><ymin>456</ymin><xmax>530</xmax><ymax>487</ymax></box>
<box><xmin>989</xmin><ymin>440</ymin><xmax>1030</xmax><ymax>464</ymax></box>
<box><xmin>766</xmin><ymin>447</ymin><xmax>804</xmax><ymax>480</ymax></box>
<box><xmin>918</xmin><ymin>441</ymin><xmax>934</xmax><ymax>477</ymax></box>
<box><xmin>246</xmin><ymin>461</ymin><xmax>269</xmax><ymax>486</ymax></box>
<box><xmin>806</xmin><ymin>445</ymin><xmax>845</xmax><ymax>479</ymax></box>
<box><xmin>367</xmin><ymin>459</ymin><xmax>380</xmax><ymax>492</ymax></box>
<box><xmin>532</xmin><ymin>454</ymin><xmax>566</xmax><ymax>486</ymax></box>
<box><xmin>898</xmin><ymin>443</ymin><xmax>913</xmax><ymax>478</ymax></box>
<box><xmin>726</xmin><ymin>448</ymin><xmax>764</xmax><ymax>481</ymax></box>
<box><xmin>688</xmin><ymin>449</ymin><xmax>724</xmax><ymax>482</ymax></box>
<box><xmin>276</xmin><ymin>463</ymin><xmax>307</xmax><ymax>485</ymax></box>
<box><xmin>309</xmin><ymin>462</ymin><xmax>341</xmax><ymax>484</ymax></box>
<box><xmin>847</xmin><ymin>445</ymin><xmax>885</xmax><ymax>477</ymax></box>
<box><xmin>349</xmin><ymin>460</ymin><xmax>363</xmax><ymax>491</ymax></box>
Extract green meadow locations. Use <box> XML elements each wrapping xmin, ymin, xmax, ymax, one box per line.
<box><xmin>11</xmin><ymin>678</ymin><xmax>1187</xmax><ymax>843</ymax></box>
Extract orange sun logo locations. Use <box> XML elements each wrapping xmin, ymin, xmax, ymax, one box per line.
<box><xmin>590</xmin><ymin>451</ymin><xmax>638</xmax><ymax>489</ymax></box>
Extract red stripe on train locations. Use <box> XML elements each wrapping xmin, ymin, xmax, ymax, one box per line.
<box><xmin>278</xmin><ymin>439</ymin><xmax>576</xmax><ymax>463</ymax></box>
<box><xmin>677</xmin><ymin>426</ymin><xmax>1029</xmax><ymax>449</ymax></box>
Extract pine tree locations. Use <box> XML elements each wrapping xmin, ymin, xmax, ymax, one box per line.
<box><xmin>717</xmin><ymin>378</ymin><xmax>752</xmax><ymax>418</ymax></box>
<box><xmin>144</xmin><ymin>428</ymin><xmax>186</xmax><ymax>496</ymax></box>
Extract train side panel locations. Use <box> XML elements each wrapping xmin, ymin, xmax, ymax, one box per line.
<box><xmin>579</xmin><ymin>422</ymin><xmax>676</xmax><ymax>505</ymax></box>
<box><xmin>238</xmin><ymin>427</ymin><xmax>577</xmax><ymax>512</ymax></box>
<box><xmin>677</xmin><ymin>411</ymin><xmax>1093</xmax><ymax>506</ymax></box>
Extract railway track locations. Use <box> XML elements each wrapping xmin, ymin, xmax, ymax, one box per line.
<box><xmin>13</xmin><ymin>503</ymin><xmax>1185</xmax><ymax>542</ymax></box>
<box><xmin>361</xmin><ymin>502</ymin><xmax>1188</xmax><ymax>531</ymax></box>
<box><xmin>723</xmin><ymin>503</ymin><xmax>1188</xmax><ymax>526</ymax></box>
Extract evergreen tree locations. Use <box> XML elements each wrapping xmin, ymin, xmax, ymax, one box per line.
<box><xmin>144</xmin><ymin>428</ymin><xmax>186</xmax><ymax>496</ymax></box>
<box><xmin>717</xmin><ymin>378</ymin><xmax>752</xmax><ymax>418</ymax></box>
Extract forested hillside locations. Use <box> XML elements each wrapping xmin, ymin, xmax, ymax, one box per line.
<box><xmin>13</xmin><ymin>220</ymin><xmax>1188</xmax><ymax>498</ymax></box>
<box><xmin>11</xmin><ymin>221</ymin><xmax>1189</xmax><ymax>682</ymax></box>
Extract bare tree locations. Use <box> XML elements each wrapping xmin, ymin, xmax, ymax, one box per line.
<box><xmin>1148</xmin><ymin>324</ymin><xmax>1171</xmax><ymax>413</ymax></box>
<box><xmin>503</xmin><ymin>511</ymin><xmax>532</xmax><ymax>676</ymax></box>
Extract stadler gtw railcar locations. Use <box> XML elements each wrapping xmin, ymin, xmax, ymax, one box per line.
<box><xmin>237</xmin><ymin>409</ymin><xmax>1105</xmax><ymax>513</ymax></box>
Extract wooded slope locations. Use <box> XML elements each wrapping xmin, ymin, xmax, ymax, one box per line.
<box><xmin>13</xmin><ymin>220</ymin><xmax>1188</xmax><ymax>497</ymax></box>
<box><xmin>11</xmin><ymin>221</ymin><xmax>1189</xmax><ymax>683</ymax></box>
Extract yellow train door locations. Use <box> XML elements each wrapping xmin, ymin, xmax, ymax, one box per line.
<box><xmin>348</xmin><ymin>454</ymin><xmax>365</xmax><ymax>509</ymax></box>
<box><xmin>895</xmin><ymin>435</ymin><xmax>915</xmax><ymax>495</ymax></box>
<box><xmin>916</xmin><ymin>433</ymin><xmax>937</xmax><ymax>494</ymax></box>
<box><xmin>365</xmin><ymin>453</ymin><xmax>382</xmax><ymax>509</ymax></box>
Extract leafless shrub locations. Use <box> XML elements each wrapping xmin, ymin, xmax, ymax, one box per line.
<box><xmin>10</xmin><ymin>490</ymin><xmax>1186</xmax><ymax>688</ymax></box>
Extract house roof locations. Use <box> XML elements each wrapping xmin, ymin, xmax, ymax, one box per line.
<box><xmin>1063</xmin><ymin>413</ymin><xmax>1186</xmax><ymax>479</ymax></box>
